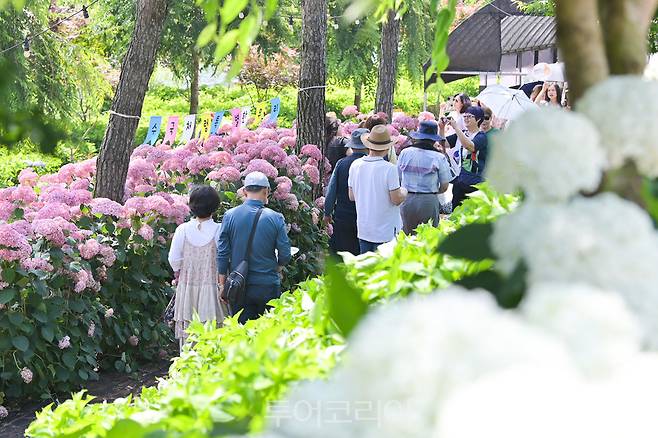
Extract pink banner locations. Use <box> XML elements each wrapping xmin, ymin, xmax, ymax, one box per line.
<box><xmin>162</xmin><ymin>115</ymin><xmax>179</xmax><ymax>146</ymax></box>
<box><xmin>230</xmin><ymin>107</ymin><xmax>241</xmax><ymax>128</ymax></box>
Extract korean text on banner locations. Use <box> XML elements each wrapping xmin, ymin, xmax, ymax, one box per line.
<box><xmin>252</xmin><ymin>102</ymin><xmax>268</xmax><ymax>127</ymax></box>
<box><xmin>268</xmin><ymin>97</ymin><xmax>281</xmax><ymax>124</ymax></box>
<box><xmin>180</xmin><ymin>114</ymin><xmax>197</xmax><ymax>144</ymax></box>
<box><xmin>240</xmin><ymin>106</ymin><xmax>251</xmax><ymax>128</ymax></box>
<box><xmin>162</xmin><ymin>115</ymin><xmax>179</xmax><ymax>146</ymax></box>
<box><xmin>144</xmin><ymin>116</ymin><xmax>162</xmax><ymax>145</ymax></box>
<box><xmin>198</xmin><ymin>113</ymin><xmax>213</xmax><ymax>139</ymax></box>
<box><xmin>210</xmin><ymin>111</ymin><xmax>225</xmax><ymax>135</ymax></box>
<box><xmin>230</xmin><ymin>107</ymin><xmax>241</xmax><ymax>128</ymax></box>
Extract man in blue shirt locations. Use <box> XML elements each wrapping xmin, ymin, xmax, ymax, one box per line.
<box><xmin>323</xmin><ymin>128</ymin><xmax>369</xmax><ymax>256</ymax></box>
<box><xmin>217</xmin><ymin>171</ymin><xmax>292</xmax><ymax>323</ymax></box>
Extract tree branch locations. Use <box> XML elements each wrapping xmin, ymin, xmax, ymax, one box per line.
<box><xmin>600</xmin><ymin>0</ymin><xmax>658</xmax><ymax>75</ymax></box>
<box><xmin>554</xmin><ymin>0</ymin><xmax>609</xmax><ymax>102</ymax></box>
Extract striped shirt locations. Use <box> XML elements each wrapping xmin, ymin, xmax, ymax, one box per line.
<box><xmin>397</xmin><ymin>145</ymin><xmax>452</xmax><ymax>193</ymax></box>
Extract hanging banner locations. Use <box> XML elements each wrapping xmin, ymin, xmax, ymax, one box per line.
<box><xmin>198</xmin><ymin>112</ymin><xmax>214</xmax><ymax>139</ymax></box>
<box><xmin>210</xmin><ymin>111</ymin><xmax>225</xmax><ymax>135</ymax></box>
<box><xmin>144</xmin><ymin>116</ymin><xmax>162</xmax><ymax>145</ymax></box>
<box><xmin>252</xmin><ymin>101</ymin><xmax>268</xmax><ymax>127</ymax></box>
<box><xmin>230</xmin><ymin>107</ymin><xmax>242</xmax><ymax>128</ymax></box>
<box><xmin>162</xmin><ymin>115</ymin><xmax>179</xmax><ymax>146</ymax></box>
<box><xmin>180</xmin><ymin>114</ymin><xmax>197</xmax><ymax>144</ymax></box>
<box><xmin>240</xmin><ymin>106</ymin><xmax>251</xmax><ymax>128</ymax></box>
<box><xmin>268</xmin><ymin>96</ymin><xmax>281</xmax><ymax>124</ymax></box>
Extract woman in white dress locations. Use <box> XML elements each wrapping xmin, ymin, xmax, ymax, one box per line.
<box><xmin>168</xmin><ymin>185</ymin><xmax>226</xmax><ymax>351</ymax></box>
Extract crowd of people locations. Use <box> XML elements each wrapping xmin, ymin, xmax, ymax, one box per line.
<box><xmin>165</xmin><ymin>83</ymin><xmax>562</xmax><ymax>347</ymax></box>
<box><xmin>324</xmin><ymin>91</ymin><xmax>501</xmax><ymax>256</ymax></box>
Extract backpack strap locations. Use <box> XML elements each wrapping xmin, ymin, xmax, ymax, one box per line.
<box><xmin>245</xmin><ymin>207</ymin><xmax>264</xmax><ymax>259</ymax></box>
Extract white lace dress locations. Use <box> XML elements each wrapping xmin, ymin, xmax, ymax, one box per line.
<box><xmin>168</xmin><ymin>220</ymin><xmax>227</xmax><ymax>340</ymax></box>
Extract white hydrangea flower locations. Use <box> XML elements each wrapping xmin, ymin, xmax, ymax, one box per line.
<box><xmin>486</xmin><ymin>107</ymin><xmax>605</xmax><ymax>201</ymax></box>
<box><xmin>490</xmin><ymin>201</ymin><xmax>558</xmax><ymax>275</ymax></box>
<box><xmin>492</xmin><ymin>193</ymin><xmax>658</xmax><ymax>348</ymax></box>
<box><xmin>578</xmin><ymin>76</ymin><xmax>658</xmax><ymax>177</ymax></box>
<box><xmin>436</xmin><ymin>357</ymin><xmax>658</xmax><ymax>438</ymax></box>
<box><xmin>521</xmin><ymin>282</ymin><xmax>641</xmax><ymax>377</ymax></box>
<box><xmin>267</xmin><ymin>288</ymin><xmax>572</xmax><ymax>438</ymax></box>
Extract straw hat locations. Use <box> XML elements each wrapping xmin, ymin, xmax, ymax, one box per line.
<box><xmin>360</xmin><ymin>125</ymin><xmax>395</xmax><ymax>151</ymax></box>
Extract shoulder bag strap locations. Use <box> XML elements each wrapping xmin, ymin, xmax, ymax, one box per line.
<box><xmin>245</xmin><ymin>207</ymin><xmax>264</xmax><ymax>259</ymax></box>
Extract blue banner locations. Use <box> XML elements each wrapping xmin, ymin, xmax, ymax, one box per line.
<box><xmin>210</xmin><ymin>111</ymin><xmax>225</xmax><ymax>135</ymax></box>
<box><xmin>268</xmin><ymin>97</ymin><xmax>281</xmax><ymax>124</ymax></box>
<box><xmin>144</xmin><ymin>116</ymin><xmax>162</xmax><ymax>145</ymax></box>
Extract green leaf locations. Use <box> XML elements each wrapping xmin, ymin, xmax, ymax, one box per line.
<box><xmin>220</xmin><ymin>0</ymin><xmax>249</xmax><ymax>25</ymax></box>
<box><xmin>214</xmin><ymin>29</ymin><xmax>240</xmax><ymax>61</ymax></box>
<box><xmin>326</xmin><ymin>261</ymin><xmax>367</xmax><ymax>337</ymax></box>
<box><xmin>78</xmin><ymin>369</ymin><xmax>89</xmax><ymax>381</ymax></box>
<box><xmin>196</xmin><ymin>22</ymin><xmax>217</xmax><ymax>48</ymax></box>
<box><xmin>62</xmin><ymin>352</ymin><xmax>76</xmax><ymax>369</ymax></box>
<box><xmin>0</xmin><ymin>288</ymin><xmax>15</xmax><ymax>304</ymax></box>
<box><xmin>12</xmin><ymin>335</ymin><xmax>29</xmax><ymax>351</ymax></box>
<box><xmin>33</xmin><ymin>310</ymin><xmax>48</xmax><ymax>323</ymax></box>
<box><xmin>41</xmin><ymin>325</ymin><xmax>54</xmax><ymax>342</ymax></box>
<box><xmin>106</xmin><ymin>419</ymin><xmax>146</xmax><ymax>438</ymax></box>
<box><xmin>2</xmin><ymin>267</ymin><xmax>16</xmax><ymax>283</ymax></box>
<box><xmin>437</xmin><ymin>222</ymin><xmax>496</xmax><ymax>261</ymax></box>
<box><xmin>8</xmin><ymin>312</ymin><xmax>23</xmax><ymax>326</ymax></box>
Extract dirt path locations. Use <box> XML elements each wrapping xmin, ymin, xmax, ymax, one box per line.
<box><xmin>0</xmin><ymin>355</ymin><xmax>174</xmax><ymax>438</ymax></box>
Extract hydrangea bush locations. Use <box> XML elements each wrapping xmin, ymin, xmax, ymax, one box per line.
<box><xmin>1</xmin><ymin>117</ymin><xmax>358</xmax><ymax>405</ymax></box>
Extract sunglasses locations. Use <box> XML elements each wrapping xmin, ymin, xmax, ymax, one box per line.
<box><xmin>462</xmin><ymin>114</ymin><xmax>475</xmax><ymax>119</ymax></box>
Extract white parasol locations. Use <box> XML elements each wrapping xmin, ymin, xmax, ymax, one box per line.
<box><xmin>476</xmin><ymin>84</ymin><xmax>538</xmax><ymax>120</ymax></box>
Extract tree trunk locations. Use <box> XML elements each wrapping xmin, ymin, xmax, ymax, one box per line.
<box><xmin>296</xmin><ymin>0</ymin><xmax>327</xmax><ymax>154</ymax></box>
<box><xmin>189</xmin><ymin>49</ymin><xmax>200</xmax><ymax>114</ymax></box>
<box><xmin>599</xmin><ymin>0</ymin><xmax>658</xmax><ymax>75</ymax></box>
<box><xmin>354</xmin><ymin>78</ymin><xmax>362</xmax><ymax>110</ymax></box>
<box><xmin>554</xmin><ymin>0</ymin><xmax>608</xmax><ymax>102</ymax></box>
<box><xmin>94</xmin><ymin>0</ymin><xmax>169</xmax><ymax>201</ymax></box>
<box><xmin>375</xmin><ymin>9</ymin><xmax>400</xmax><ymax>120</ymax></box>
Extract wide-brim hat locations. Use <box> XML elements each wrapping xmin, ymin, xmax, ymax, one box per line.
<box><xmin>360</xmin><ymin>125</ymin><xmax>395</xmax><ymax>151</ymax></box>
<box><xmin>346</xmin><ymin>128</ymin><xmax>369</xmax><ymax>150</ymax></box>
<box><xmin>409</xmin><ymin>120</ymin><xmax>444</xmax><ymax>142</ymax></box>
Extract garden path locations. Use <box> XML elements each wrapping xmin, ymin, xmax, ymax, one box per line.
<box><xmin>0</xmin><ymin>353</ymin><xmax>173</xmax><ymax>438</ymax></box>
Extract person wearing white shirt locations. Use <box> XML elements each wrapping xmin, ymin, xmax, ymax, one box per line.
<box><xmin>167</xmin><ymin>186</ymin><xmax>226</xmax><ymax>351</ymax></box>
<box><xmin>348</xmin><ymin>125</ymin><xmax>407</xmax><ymax>254</ymax></box>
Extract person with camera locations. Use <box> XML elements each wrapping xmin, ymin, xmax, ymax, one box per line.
<box><xmin>439</xmin><ymin>106</ymin><xmax>489</xmax><ymax>208</ymax></box>
<box><xmin>217</xmin><ymin>171</ymin><xmax>291</xmax><ymax>324</ymax></box>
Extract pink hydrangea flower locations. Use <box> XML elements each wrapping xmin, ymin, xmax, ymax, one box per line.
<box><xmin>134</xmin><ymin>184</ymin><xmax>156</xmax><ymax>193</ymax></box>
<box><xmin>58</xmin><ymin>335</ymin><xmax>71</xmax><ymax>349</ymax></box>
<box><xmin>277</xmin><ymin>136</ymin><xmax>296</xmax><ymax>150</ymax></box>
<box><xmin>311</xmin><ymin>209</ymin><xmax>319</xmax><ymax>225</ymax></box>
<box><xmin>300</xmin><ymin>144</ymin><xmax>322</xmax><ymax>161</ymax></box>
<box><xmin>283</xmin><ymin>155</ymin><xmax>302</xmax><ymax>177</ymax></box>
<box><xmin>327</xmin><ymin>223</ymin><xmax>334</xmax><ymax>236</ymax></box>
<box><xmin>11</xmin><ymin>186</ymin><xmax>37</xmax><ymax>204</ymax></box>
<box><xmin>20</xmin><ymin>367</ymin><xmax>33</xmax><ymax>384</ymax></box>
<box><xmin>202</xmin><ymin>135</ymin><xmax>222</xmax><ymax>152</ymax></box>
<box><xmin>302</xmin><ymin>164</ymin><xmax>321</xmax><ymax>185</ymax></box>
<box><xmin>35</xmin><ymin>202</ymin><xmax>71</xmax><ymax>221</ymax></box>
<box><xmin>342</xmin><ymin>105</ymin><xmax>359</xmax><ymax>117</ymax></box>
<box><xmin>99</xmin><ymin>245</ymin><xmax>116</xmax><ymax>267</ymax></box>
<box><xmin>207</xmin><ymin>151</ymin><xmax>234</xmax><ymax>166</ymax></box>
<box><xmin>0</xmin><ymin>405</ymin><xmax>8</xmax><ymax>419</ymax></box>
<box><xmin>138</xmin><ymin>224</ymin><xmax>154</xmax><ymax>240</ymax></box>
<box><xmin>314</xmin><ymin>196</ymin><xmax>325</xmax><ymax>210</ymax></box>
<box><xmin>88</xmin><ymin>321</ymin><xmax>95</xmax><ymax>337</ymax></box>
<box><xmin>90</xmin><ymin>198</ymin><xmax>125</xmax><ymax>218</ymax></box>
<box><xmin>260</xmin><ymin>145</ymin><xmax>288</xmax><ymax>165</ymax></box>
<box><xmin>74</xmin><ymin>270</ymin><xmax>90</xmax><ymax>293</ymax></box>
<box><xmin>284</xmin><ymin>193</ymin><xmax>299</xmax><ymax>211</ymax></box>
<box><xmin>21</xmin><ymin>258</ymin><xmax>53</xmax><ymax>272</ymax></box>
<box><xmin>32</xmin><ymin>218</ymin><xmax>77</xmax><ymax>247</ymax></box>
<box><xmin>186</xmin><ymin>155</ymin><xmax>215</xmax><ymax>175</ymax></box>
<box><xmin>128</xmin><ymin>335</ymin><xmax>139</xmax><ymax>346</ymax></box>
<box><xmin>245</xmin><ymin>159</ymin><xmax>278</xmax><ymax>179</ymax></box>
<box><xmin>69</xmin><ymin>179</ymin><xmax>91</xmax><ymax>191</ymax></box>
<box><xmin>127</xmin><ymin>158</ymin><xmax>157</xmax><ymax>182</ymax></box>
<box><xmin>291</xmin><ymin>223</ymin><xmax>301</xmax><ymax>233</ymax></box>
<box><xmin>105</xmin><ymin>308</ymin><xmax>114</xmax><ymax>319</ymax></box>
<box><xmin>0</xmin><ymin>224</ymin><xmax>32</xmax><ymax>261</ymax></box>
<box><xmin>208</xmin><ymin>166</ymin><xmax>241</xmax><ymax>183</ymax></box>
<box><xmin>79</xmin><ymin>239</ymin><xmax>101</xmax><ymax>259</ymax></box>
<box><xmin>18</xmin><ymin>168</ymin><xmax>39</xmax><ymax>186</ymax></box>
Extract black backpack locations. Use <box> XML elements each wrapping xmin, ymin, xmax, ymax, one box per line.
<box><xmin>223</xmin><ymin>207</ymin><xmax>264</xmax><ymax>316</ymax></box>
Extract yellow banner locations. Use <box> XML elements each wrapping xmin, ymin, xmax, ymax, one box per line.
<box><xmin>198</xmin><ymin>112</ymin><xmax>214</xmax><ymax>139</ymax></box>
<box><xmin>251</xmin><ymin>101</ymin><xmax>269</xmax><ymax>127</ymax></box>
